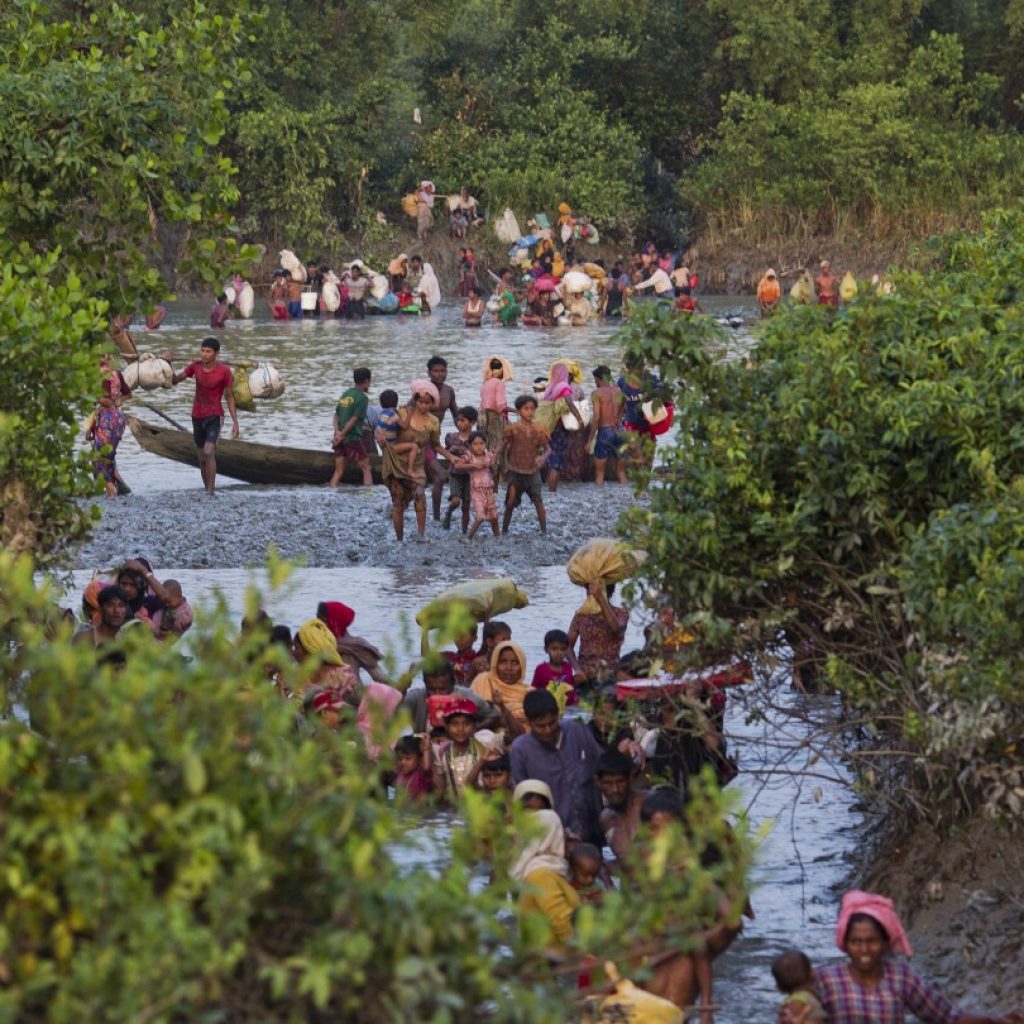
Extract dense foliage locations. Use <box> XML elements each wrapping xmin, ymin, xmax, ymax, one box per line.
<box><xmin>0</xmin><ymin>553</ymin><xmax>749</xmax><ymax>1021</ymax></box>
<box><xmin>0</xmin><ymin>0</ymin><xmax>259</xmax><ymax>562</ymax></box>
<box><xmin>619</xmin><ymin>206</ymin><xmax>1024</xmax><ymax>821</ymax></box>
<box><xmin>218</xmin><ymin>0</ymin><xmax>1023</xmax><ymax>252</ymax></box>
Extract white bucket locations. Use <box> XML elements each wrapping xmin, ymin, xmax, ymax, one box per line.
<box><xmin>300</xmin><ymin>290</ymin><xmax>319</xmax><ymax>312</ymax></box>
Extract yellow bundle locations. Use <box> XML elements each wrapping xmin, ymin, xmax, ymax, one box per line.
<box><xmin>401</xmin><ymin>193</ymin><xmax>418</xmax><ymax>218</ymax></box>
<box><xmin>790</xmin><ymin>273</ymin><xmax>814</xmax><ymax>304</ymax></box>
<box><xmin>567</xmin><ymin>539</ymin><xmax>646</xmax><ymax>614</ymax></box>
<box><xmin>840</xmin><ymin>271</ymin><xmax>858</xmax><ymax>302</ymax></box>
<box><xmin>597</xmin><ymin>962</ymin><xmax>683</xmax><ymax>1024</ymax></box>
<box><xmin>416</xmin><ymin>579</ymin><xmax>529</xmax><ymax>635</ymax></box>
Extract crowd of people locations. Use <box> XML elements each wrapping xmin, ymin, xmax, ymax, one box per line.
<box><xmin>64</xmin><ymin>558</ymin><xmax>1023</xmax><ymax>1022</ymax></box>
<box><xmin>325</xmin><ymin>352</ymin><xmax>672</xmax><ymax>540</ymax></box>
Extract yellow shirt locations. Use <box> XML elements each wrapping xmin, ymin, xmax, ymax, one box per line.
<box><xmin>518</xmin><ymin>868</ymin><xmax>580</xmax><ymax>948</ymax></box>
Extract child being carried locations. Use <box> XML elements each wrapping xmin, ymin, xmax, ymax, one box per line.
<box><xmin>772</xmin><ymin>950</ymin><xmax>827</xmax><ymax>1023</ymax></box>
<box><xmin>377</xmin><ymin>389</ymin><xmax>418</xmax><ymax>475</ymax></box>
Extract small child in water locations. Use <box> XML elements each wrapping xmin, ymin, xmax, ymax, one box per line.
<box><xmin>568</xmin><ymin>843</ymin><xmax>607</xmax><ymax>905</ymax></box>
<box><xmin>392</xmin><ymin>734</ymin><xmax>433</xmax><ymax>802</ymax></box>
<box><xmin>377</xmin><ymin>389</ymin><xmax>417</xmax><ymax>474</ymax></box>
<box><xmin>531</xmin><ymin>628</ymin><xmax>578</xmax><ymax>706</ymax></box>
<box><xmin>772</xmin><ymin>949</ymin><xmax>827</xmax><ymax>1023</ymax></box>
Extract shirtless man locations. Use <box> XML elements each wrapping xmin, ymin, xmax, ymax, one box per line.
<box><xmin>269</xmin><ymin>270</ymin><xmax>289</xmax><ymax>320</ymax></box>
<box><xmin>587</xmin><ymin>365</ymin><xmax>627</xmax><ymax>485</ymax></box>
<box><xmin>285</xmin><ymin>275</ymin><xmax>303</xmax><ymax>319</ymax></box>
<box><xmin>815</xmin><ymin>259</ymin><xmax>840</xmax><ymax>308</ymax></box>
<box><xmin>595</xmin><ymin>749</ymin><xmax>648</xmax><ymax>873</ymax></box>
<box><xmin>74</xmin><ymin>585</ymin><xmax>129</xmax><ymax>647</ymax></box>
<box><xmin>408</xmin><ymin>356</ymin><xmax>459</xmax><ymax>519</ymax></box>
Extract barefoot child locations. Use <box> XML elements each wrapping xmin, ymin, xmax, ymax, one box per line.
<box><xmin>376</xmin><ymin>388</ymin><xmax>418</xmax><ymax>476</ymax></box>
<box><xmin>461</xmin><ymin>432</ymin><xmax>500</xmax><ymax>539</ymax></box>
<box><xmin>772</xmin><ymin>950</ymin><xmax>826</xmax><ymax>1023</ymax></box>
<box><xmin>443</xmin><ymin>406</ymin><xmax>478</xmax><ymax>532</ymax></box>
<box><xmin>530</xmin><ymin>628</ymin><xmax>578</xmax><ymax>706</ymax></box>
<box><xmin>501</xmin><ymin>394</ymin><xmax>550</xmax><ymax>535</ymax></box>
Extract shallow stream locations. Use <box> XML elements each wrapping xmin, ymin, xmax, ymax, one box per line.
<box><xmin>62</xmin><ymin>297</ymin><xmax>861</xmax><ymax>1020</ymax></box>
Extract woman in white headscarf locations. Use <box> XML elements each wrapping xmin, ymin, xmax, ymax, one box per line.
<box><xmin>511</xmin><ymin>807</ymin><xmax>580</xmax><ymax>950</ymax></box>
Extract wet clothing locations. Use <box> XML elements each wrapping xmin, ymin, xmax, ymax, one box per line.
<box><xmin>210</xmin><ymin>301</ymin><xmax>230</xmax><ymax>329</ymax></box>
<box><xmin>594</xmin><ymin>425</ymin><xmax>624</xmax><ymax>461</ymax></box>
<box><xmin>376</xmin><ymin>407</ymin><xmax>400</xmax><ymax>444</ymax></box>
<box><xmin>504</xmin><ymin>421</ymin><xmax>550</xmax><ymax>475</ymax></box>
<box><xmin>90</xmin><ymin>406</ymin><xmax>126</xmax><ymax>483</ymax></box>
<box><xmin>816</xmin><ymin>960</ymin><xmax>957</xmax><ymax>1024</ymax></box>
<box><xmin>569</xmin><ymin>605</ymin><xmax>629</xmax><ymax>681</ymax></box>
<box><xmin>506</xmin><ymin>469</ymin><xmax>542</xmax><ymax>506</ymax></box>
<box><xmin>182</xmin><ymin>361</ymin><xmax>233</xmax><ymax>419</ymax></box>
<box><xmin>191</xmin><ymin>415</ymin><xmax>222</xmax><ymax>448</ymax></box>
<box><xmin>464</xmin><ymin>451</ymin><xmax>497</xmax><ymax>520</ymax></box>
<box><xmin>380</xmin><ymin>412</ymin><xmax>440</xmax><ymax>510</ymax></box>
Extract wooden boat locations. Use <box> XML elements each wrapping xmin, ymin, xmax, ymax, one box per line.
<box><xmin>127</xmin><ymin>416</ymin><xmax>613</xmax><ymax>486</ymax></box>
<box><xmin>126</xmin><ymin>416</ymin><xmax>382</xmax><ymax>486</ymax></box>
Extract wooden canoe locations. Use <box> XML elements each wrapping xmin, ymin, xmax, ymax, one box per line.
<box><xmin>126</xmin><ymin>415</ymin><xmax>382</xmax><ymax>486</ymax></box>
<box><xmin>126</xmin><ymin>416</ymin><xmax>615</xmax><ymax>486</ymax></box>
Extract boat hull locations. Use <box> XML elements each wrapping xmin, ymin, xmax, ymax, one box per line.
<box><xmin>126</xmin><ymin>415</ymin><xmax>380</xmax><ymax>486</ymax></box>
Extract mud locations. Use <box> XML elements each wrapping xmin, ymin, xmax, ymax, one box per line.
<box><xmin>67</xmin><ymin>480</ymin><xmax>642</xmax><ymax>572</ymax></box>
<box><xmin>861</xmin><ymin>816</ymin><xmax>1024</xmax><ymax>1008</ymax></box>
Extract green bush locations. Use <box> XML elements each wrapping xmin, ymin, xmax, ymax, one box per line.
<box><xmin>618</xmin><ymin>206</ymin><xmax>1024</xmax><ymax>820</ymax></box>
<box><xmin>0</xmin><ymin>553</ymin><xmax>751</xmax><ymax>1021</ymax></box>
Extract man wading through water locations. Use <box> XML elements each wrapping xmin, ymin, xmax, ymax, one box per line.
<box><xmin>170</xmin><ymin>336</ymin><xmax>240</xmax><ymax>495</ymax></box>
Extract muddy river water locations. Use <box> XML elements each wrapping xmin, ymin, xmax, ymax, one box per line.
<box><xmin>60</xmin><ymin>297</ymin><xmax>861</xmax><ymax>1020</ymax></box>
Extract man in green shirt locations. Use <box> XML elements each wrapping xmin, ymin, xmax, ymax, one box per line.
<box><xmin>328</xmin><ymin>367</ymin><xmax>372</xmax><ymax>487</ymax></box>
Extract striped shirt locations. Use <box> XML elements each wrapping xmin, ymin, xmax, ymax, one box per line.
<box><xmin>816</xmin><ymin>960</ymin><xmax>957</xmax><ymax>1024</ymax></box>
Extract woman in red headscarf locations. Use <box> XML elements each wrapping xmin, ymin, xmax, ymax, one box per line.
<box><xmin>316</xmin><ymin>600</ymin><xmax>390</xmax><ymax>683</ymax></box>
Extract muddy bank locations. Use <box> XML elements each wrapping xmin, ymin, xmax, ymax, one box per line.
<box><xmin>682</xmin><ymin>231</ymin><xmax>937</xmax><ymax>295</ymax></box>
<box><xmin>859</xmin><ymin>816</ymin><xmax>1024</xmax><ymax>1008</ymax></box>
<box><xmin>66</xmin><ymin>482</ymin><xmax>642</xmax><ymax>571</ymax></box>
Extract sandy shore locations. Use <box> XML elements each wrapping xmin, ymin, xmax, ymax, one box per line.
<box><xmin>66</xmin><ymin>480</ymin><xmax>643</xmax><ymax>571</ymax></box>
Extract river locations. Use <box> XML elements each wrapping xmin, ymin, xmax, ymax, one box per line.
<box><xmin>61</xmin><ymin>297</ymin><xmax>860</xmax><ymax>1021</ymax></box>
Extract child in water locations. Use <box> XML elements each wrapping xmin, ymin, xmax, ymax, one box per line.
<box><xmin>376</xmin><ymin>389</ymin><xmax>418</xmax><ymax>474</ymax></box>
<box><xmin>568</xmin><ymin>843</ymin><xmax>607</xmax><ymax>905</ymax></box>
<box><xmin>460</xmin><ymin>432</ymin><xmax>499</xmax><ymax>539</ymax></box>
<box><xmin>433</xmin><ymin>699</ymin><xmax>485</xmax><ymax>802</ymax></box>
<box><xmin>392</xmin><ymin>734</ymin><xmax>434</xmax><ymax>802</ymax></box>
<box><xmin>531</xmin><ymin>628</ymin><xmax>578</xmax><ymax>706</ymax></box>
<box><xmin>772</xmin><ymin>950</ymin><xmax>827</xmax><ymax>1023</ymax></box>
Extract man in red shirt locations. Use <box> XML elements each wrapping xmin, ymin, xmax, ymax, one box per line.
<box><xmin>170</xmin><ymin>336</ymin><xmax>240</xmax><ymax>495</ymax></box>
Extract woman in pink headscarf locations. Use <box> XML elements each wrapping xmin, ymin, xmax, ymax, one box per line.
<box><xmin>535</xmin><ymin>361</ymin><xmax>586</xmax><ymax>493</ymax></box>
<box><xmin>815</xmin><ymin>890</ymin><xmax>1019</xmax><ymax>1024</ymax></box>
<box><xmin>378</xmin><ymin>379</ymin><xmax>453</xmax><ymax>540</ymax></box>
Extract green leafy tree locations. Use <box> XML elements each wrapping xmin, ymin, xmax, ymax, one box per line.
<box><xmin>0</xmin><ymin>0</ymin><xmax>259</xmax><ymax>561</ymax></box>
<box><xmin>0</xmin><ymin>552</ymin><xmax>750</xmax><ymax>1021</ymax></box>
<box><xmin>617</xmin><ymin>206</ymin><xmax>1024</xmax><ymax>820</ymax></box>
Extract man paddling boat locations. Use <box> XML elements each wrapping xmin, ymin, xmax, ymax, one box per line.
<box><xmin>170</xmin><ymin>336</ymin><xmax>239</xmax><ymax>496</ymax></box>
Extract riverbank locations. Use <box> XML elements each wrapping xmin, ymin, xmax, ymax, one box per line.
<box><xmin>171</xmin><ymin>217</ymin><xmax>944</xmax><ymax>300</ymax></box>
<box><xmin>862</xmin><ymin>815</ymin><xmax>1024</xmax><ymax>1008</ymax></box>
<box><xmin>67</xmin><ymin>482</ymin><xmax>640</xmax><ymax>572</ymax></box>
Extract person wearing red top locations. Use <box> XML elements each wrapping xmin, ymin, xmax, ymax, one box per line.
<box><xmin>170</xmin><ymin>336</ymin><xmax>239</xmax><ymax>495</ymax></box>
<box><xmin>531</xmin><ymin>628</ymin><xmax>578</xmax><ymax>705</ymax></box>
